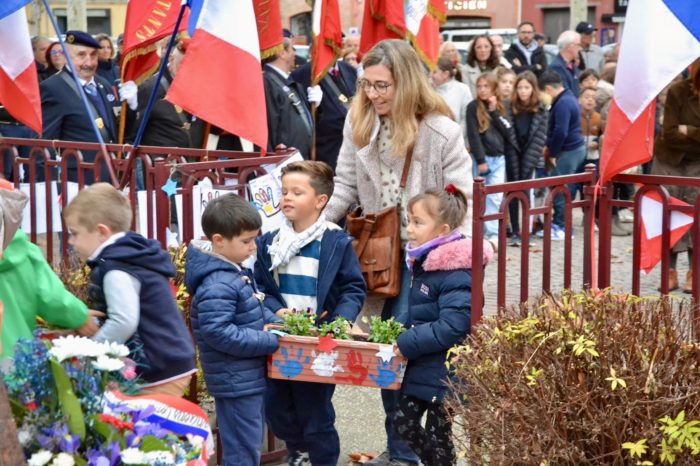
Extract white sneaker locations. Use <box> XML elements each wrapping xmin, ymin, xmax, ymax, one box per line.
<box><xmin>289</xmin><ymin>451</ymin><xmax>311</xmax><ymax>466</ymax></box>
<box><xmin>549</xmin><ymin>225</ymin><xmax>567</xmax><ymax>241</ymax></box>
<box><xmin>618</xmin><ymin>209</ymin><xmax>634</xmax><ymax>223</ymax></box>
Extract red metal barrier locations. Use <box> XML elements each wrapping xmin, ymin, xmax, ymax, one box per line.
<box><xmin>598</xmin><ymin>173</ymin><xmax>700</xmax><ymax>307</ymax></box>
<box><xmin>471</xmin><ymin>165</ymin><xmax>598</xmax><ymax>325</ymax></box>
<box><xmin>0</xmin><ymin>136</ymin><xmax>293</xmax><ymax>263</ymax></box>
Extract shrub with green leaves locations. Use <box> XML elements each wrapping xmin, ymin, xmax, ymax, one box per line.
<box><xmin>363</xmin><ymin>316</ymin><xmax>406</xmax><ymax>344</ymax></box>
<box><xmin>282</xmin><ymin>311</ymin><xmax>316</xmax><ymax>336</ymax></box>
<box><xmin>318</xmin><ymin>317</ymin><xmax>351</xmax><ymax>340</ymax></box>
<box><xmin>445</xmin><ymin>289</ymin><xmax>700</xmax><ymax>465</ymax></box>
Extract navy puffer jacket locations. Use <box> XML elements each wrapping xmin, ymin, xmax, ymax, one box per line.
<box><xmin>397</xmin><ymin>238</ymin><xmax>492</xmax><ymax>402</ymax></box>
<box><xmin>184</xmin><ymin>241</ymin><xmax>280</xmax><ymax>399</ymax></box>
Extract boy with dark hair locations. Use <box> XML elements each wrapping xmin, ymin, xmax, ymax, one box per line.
<box><xmin>538</xmin><ymin>71</ymin><xmax>586</xmax><ymax>241</ymax></box>
<box><xmin>255</xmin><ymin>160</ymin><xmax>366</xmax><ymax>466</ymax></box>
<box><xmin>184</xmin><ymin>193</ymin><xmax>281</xmax><ymax>466</ymax></box>
<box><xmin>63</xmin><ymin>183</ymin><xmax>196</xmax><ymax>395</ymax></box>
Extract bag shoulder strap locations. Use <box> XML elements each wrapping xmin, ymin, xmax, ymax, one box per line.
<box><xmin>399</xmin><ymin>144</ymin><xmax>414</xmax><ymax>189</ymax></box>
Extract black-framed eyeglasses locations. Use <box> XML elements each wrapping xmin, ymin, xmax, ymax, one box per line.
<box><xmin>359</xmin><ymin>79</ymin><xmax>393</xmax><ymax>95</ymax></box>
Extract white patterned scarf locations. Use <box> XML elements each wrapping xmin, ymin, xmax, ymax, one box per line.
<box><xmin>268</xmin><ymin>213</ymin><xmax>328</xmax><ymax>270</ymax></box>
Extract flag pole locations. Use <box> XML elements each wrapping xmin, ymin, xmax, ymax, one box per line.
<box><xmin>40</xmin><ymin>0</ymin><xmax>118</xmax><ymax>184</ymax></box>
<box><xmin>121</xmin><ymin>0</ymin><xmax>189</xmax><ymax>187</ymax></box>
<box><xmin>310</xmin><ymin>103</ymin><xmax>317</xmax><ymax>161</ymax></box>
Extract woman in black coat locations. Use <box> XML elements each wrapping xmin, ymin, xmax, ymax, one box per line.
<box><xmin>508</xmin><ymin>71</ymin><xmax>547</xmax><ymax>246</ymax></box>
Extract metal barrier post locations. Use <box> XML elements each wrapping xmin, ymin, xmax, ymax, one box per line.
<box><xmin>153</xmin><ymin>158</ymin><xmax>170</xmax><ymax>249</ymax></box>
<box><xmin>471</xmin><ymin>176</ymin><xmax>486</xmax><ymax>326</ymax></box>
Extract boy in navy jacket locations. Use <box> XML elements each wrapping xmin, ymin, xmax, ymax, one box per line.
<box><xmin>63</xmin><ymin>183</ymin><xmax>195</xmax><ymax>395</ymax></box>
<box><xmin>255</xmin><ymin>161</ymin><xmax>366</xmax><ymax>466</ymax></box>
<box><xmin>184</xmin><ymin>194</ymin><xmax>281</xmax><ymax>466</ymax></box>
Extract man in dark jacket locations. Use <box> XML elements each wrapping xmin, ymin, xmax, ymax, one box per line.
<box><xmin>39</xmin><ymin>31</ymin><xmax>122</xmax><ymax>183</ymax></box>
<box><xmin>538</xmin><ymin>71</ymin><xmax>586</xmax><ymax>239</ymax></box>
<box><xmin>184</xmin><ymin>194</ymin><xmax>281</xmax><ymax>466</ymax></box>
<box><xmin>548</xmin><ymin>30</ymin><xmax>582</xmax><ymax>97</ymax></box>
<box><xmin>263</xmin><ymin>38</ymin><xmax>316</xmax><ymax>158</ymax></box>
<box><xmin>291</xmin><ymin>59</ymin><xmax>357</xmax><ymax>170</ymax></box>
<box><xmin>505</xmin><ymin>22</ymin><xmax>547</xmax><ymax>77</ymax></box>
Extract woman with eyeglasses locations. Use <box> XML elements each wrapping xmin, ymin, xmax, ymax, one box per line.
<box><xmin>41</xmin><ymin>42</ymin><xmax>66</xmax><ymax>80</ymax></box>
<box><xmin>95</xmin><ymin>33</ymin><xmax>119</xmax><ymax>86</ymax></box>
<box><xmin>324</xmin><ymin>39</ymin><xmax>473</xmax><ymax>466</ymax></box>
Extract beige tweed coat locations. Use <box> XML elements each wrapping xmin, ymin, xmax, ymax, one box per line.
<box><xmin>325</xmin><ymin>112</ymin><xmax>473</xmax><ymax>235</ymax></box>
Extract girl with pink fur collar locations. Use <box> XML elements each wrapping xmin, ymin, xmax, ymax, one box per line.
<box><xmin>393</xmin><ymin>185</ymin><xmax>493</xmax><ymax>466</ymax></box>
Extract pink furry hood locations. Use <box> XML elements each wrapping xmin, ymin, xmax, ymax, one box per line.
<box><xmin>422</xmin><ymin>238</ymin><xmax>494</xmax><ymax>272</ymax></box>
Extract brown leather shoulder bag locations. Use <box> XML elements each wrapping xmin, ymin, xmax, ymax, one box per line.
<box><xmin>346</xmin><ymin>147</ymin><xmax>413</xmax><ymax>298</ymax></box>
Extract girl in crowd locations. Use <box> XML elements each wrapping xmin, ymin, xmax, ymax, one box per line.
<box><xmin>508</xmin><ymin>71</ymin><xmax>547</xmax><ymax>246</ymax></box>
<box><xmin>431</xmin><ymin>56</ymin><xmax>473</xmax><ymax>150</ymax></box>
<box><xmin>461</xmin><ymin>35</ymin><xmax>500</xmax><ymax>97</ymax></box>
<box><xmin>496</xmin><ymin>67</ymin><xmax>517</xmax><ymax>100</ymax></box>
<box><xmin>325</xmin><ymin>39</ymin><xmax>473</xmax><ymax>466</ymax></box>
<box><xmin>394</xmin><ymin>186</ymin><xmax>492</xmax><ymax>466</ymax></box>
<box><xmin>466</xmin><ymin>72</ymin><xmax>518</xmax><ymax>245</ymax></box>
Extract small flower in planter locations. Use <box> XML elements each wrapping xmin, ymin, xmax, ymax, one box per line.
<box><xmin>49</xmin><ymin>452</ymin><xmax>75</xmax><ymax>466</ymax></box>
<box><xmin>363</xmin><ymin>316</ymin><xmax>406</xmax><ymax>345</ymax></box>
<box><xmin>318</xmin><ymin>317</ymin><xmax>351</xmax><ymax>340</ymax></box>
<box><xmin>282</xmin><ymin>310</ymin><xmax>317</xmax><ymax>336</ymax></box>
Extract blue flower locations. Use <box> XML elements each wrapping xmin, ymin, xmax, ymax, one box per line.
<box><xmin>58</xmin><ymin>432</ymin><xmax>80</xmax><ymax>454</ymax></box>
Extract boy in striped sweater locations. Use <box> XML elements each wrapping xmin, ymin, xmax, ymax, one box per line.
<box><xmin>255</xmin><ymin>160</ymin><xmax>366</xmax><ymax>466</ymax></box>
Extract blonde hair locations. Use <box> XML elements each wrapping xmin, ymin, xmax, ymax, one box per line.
<box><xmin>63</xmin><ymin>183</ymin><xmax>132</xmax><ymax>232</ymax></box>
<box><xmin>350</xmin><ymin>39</ymin><xmax>451</xmax><ymax>157</ymax></box>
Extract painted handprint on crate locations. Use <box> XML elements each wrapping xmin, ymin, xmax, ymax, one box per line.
<box><xmin>369</xmin><ymin>358</ymin><xmax>403</xmax><ymax>388</ymax></box>
<box><xmin>252</xmin><ymin>186</ymin><xmax>279</xmax><ymax>217</ymax></box>
<box><xmin>274</xmin><ymin>346</ymin><xmax>310</xmax><ymax>379</ymax></box>
<box><xmin>310</xmin><ymin>350</ymin><xmax>344</xmax><ymax>377</ymax></box>
<box><xmin>335</xmin><ymin>350</ymin><xmax>369</xmax><ymax>386</ymax></box>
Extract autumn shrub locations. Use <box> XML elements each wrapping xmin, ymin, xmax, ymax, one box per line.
<box><xmin>446</xmin><ymin>289</ymin><xmax>700</xmax><ymax>465</ymax></box>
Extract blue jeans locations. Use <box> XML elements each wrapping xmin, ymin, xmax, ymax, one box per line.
<box><xmin>552</xmin><ymin>145</ymin><xmax>586</xmax><ymax>228</ymax></box>
<box><xmin>0</xmin><ymin>123</ymin><xmax>34</xmax><ymax>182</ymax></box>
<box><xmin>481</xmin><ymin>155</ymin><xmax>506</xmax><ymax>238</ymax></box>
<box><xmin>215</xmin><ymin>394</ymin><xmax>265</xmax><ymax>466</ymax></box>
<box><xmin>380</xmin><ymin>265</ymin><xmax>420</xmax><ymax>463</ymax></box>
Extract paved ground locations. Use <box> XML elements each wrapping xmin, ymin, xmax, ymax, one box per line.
<box><xmin>327</xmin><ymin>209</ymin><xmax>693</xmax><ymax>466</ymax></box>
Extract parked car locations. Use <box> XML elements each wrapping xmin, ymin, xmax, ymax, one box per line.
<box><xmin>441</xmin><ymin>28</ymin><xmax>518</xmax><ymax>49</ymax></box>
<box><xmin>294</xmin><ymin>45</ymin><xmax>310</xmax><ymax>63</ymax></box>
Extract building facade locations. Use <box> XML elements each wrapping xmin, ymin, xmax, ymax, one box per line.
<box><xmin>27</xmin><ymin>0</ymin><xmax>128</xmax><ymax>38</ymax></box>
<box><xmin>521</xmin><ymin>0</ymin><xmax>622</xmax><ymax>45</ymax></box>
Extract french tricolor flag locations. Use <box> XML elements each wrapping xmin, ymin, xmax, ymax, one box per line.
<box><xmin>165</xmin><ymin>0</ymin><xmax>267</xmax><ymax>154</ymax></box>
<box><xmin>0</xmin><ymin>0</ymin><xmax>42</xmax><ymax>135</ymax></box>
<box><xmin>599</xmin><ymin>0</ymin><xmax>700</xmax><ymax>183</ymax></box>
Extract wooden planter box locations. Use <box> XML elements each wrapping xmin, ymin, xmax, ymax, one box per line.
<box><xmin>267</xmin><ymin>334</ymin><xmax>406</xmax><ymax>390</ymax></box>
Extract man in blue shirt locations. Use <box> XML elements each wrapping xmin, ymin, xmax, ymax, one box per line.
<box><xmin>539</xmin><ymin>71</ymin><xmax>586</xmax><ymax>240</ymax></box>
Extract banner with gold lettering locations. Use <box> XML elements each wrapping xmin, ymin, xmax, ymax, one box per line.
<box><xmin>253</xmin><ymin>0</ymin><xmax>283</xmax><ymax>59</ymax></box>
<box><xmin>120</xmin><ymin>0</ymin><xmax>190</xmax><ymax>84</ymax></box>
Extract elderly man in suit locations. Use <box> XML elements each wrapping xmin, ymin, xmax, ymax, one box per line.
<box><xmin>39</xmin><ymin>31</ymin><xmax>125</xmax><ymax>183</ymax></box>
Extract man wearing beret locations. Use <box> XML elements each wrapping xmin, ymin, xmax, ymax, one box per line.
<box><xmin>39</xmin><ymin>31</ymin><xmax>127</xmax><ymax>184</ymax></box>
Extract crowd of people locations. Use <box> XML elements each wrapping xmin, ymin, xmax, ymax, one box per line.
<box><xmin>1</xmin><ymin>19</ymin><xmax>699</xmax><ymax>466</ymax></box>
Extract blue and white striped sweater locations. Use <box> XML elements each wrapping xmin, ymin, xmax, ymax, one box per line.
<box><xmin>275</xmin><ymin>240</ymin><xmax>320</xmax><ymax>313</ymax></box>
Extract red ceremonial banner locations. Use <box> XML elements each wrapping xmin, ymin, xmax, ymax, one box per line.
<box><xmin>253</xmin><ymin>0</ymin><xmax>284</xmax><ymax>60</ymax></box>
<box><xmin>359</xmin><ymin>0</ymin><xmax>405</xmax><ymax>56</ymax></box>
<box><xmin>311</xmin><ymin>0</ymin><xmax>343</xmax><ymax>85</ymax></box>
<box><xmin>121</xmin><ymin>0</ymin><xmax>190</xmax><ymax>84</ymax></box>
